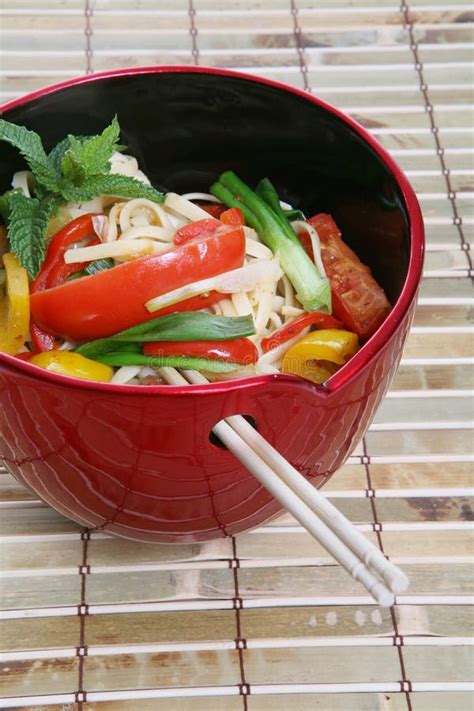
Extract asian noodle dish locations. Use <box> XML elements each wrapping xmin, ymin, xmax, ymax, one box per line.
<box><xmin>0</xmin><ymin>116</ymin><xmax>390</xmax><ymax>386</ymax></box>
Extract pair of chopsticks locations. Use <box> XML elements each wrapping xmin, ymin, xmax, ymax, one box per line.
<box><xmin>158</xmin><ymin>367</ymin><xmax>409</xmax><ymax>607</ymax></box>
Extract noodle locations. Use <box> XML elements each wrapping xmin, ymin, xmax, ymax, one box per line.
<box><xmin>231</xmin><ymin>291</ymin><xmax>254</xmax><ymax>318</ymax></box>
<box><xmin>119</xmin><ymin>198</ymin><xmax>174</xmax><ymax>232</ymax></box>
<box><xmin>118</xmin><ymin>225</ymin><xmax>175</xmax><ymax>243</ymax></box>
<box><xmin>12</xmin><ymin>171</ymin><xmax>32</xmax><ymax>198</ymax></box>
<box><xmin>218</xmin><ymin>299</ymin><xmax>239</xmax><ymax>318</ymax></box>
<box><xmin>102</xmin><ymin>203</ymin><xmax>122</xmax><ymax>242</ymax></box>
<box><xmin>111</xmin><ymin>365</ymin><xmax>142</xmax><ymax>385</ymax></box>
<box><xmin>110</xmin><ymin>152</ymin><xmax>150</xmax><ymax>185</ymax></box>
<box><xmin>291</xmin><ymin>220</ymin><xmax>327</xmax><ymax>279</ymax></box>
<box><xmin>254</xmin><ymin>281</ymin><xmax>277</xmax><ymax>335</ymax></box>
<box><xmin>68</xmin><ymin>196</ymin><xmax>105</xmax><ymax>221</ymax></box>
<box><xmin>164</xmin><ymin>193</ymin><xmax>212</xmax><ymax>221</ymax></box>
<box><xmin>245</xmin><ymin>237</ymin><xmax>273</xmax><ymax>260</ymax></box>
<box><xmin>182</xmin><ymin>192</ymin><xmax>221</xmax><ymax>203</ymax></box>
<box><xmin>268</xmin><ymin>311</ymin><xmax>283</xmax><ymax>332</ymax></box>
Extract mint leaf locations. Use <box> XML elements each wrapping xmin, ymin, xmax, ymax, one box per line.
<box><xmin>61</xmin><ymin>150</ymin><xmax>87</xmax><ymax>186</ymax></box>
<box><xmin>48</xmin><ymin>135</ymin><xmax>85</xmax><ymax>174</ymax></box>
<box><xmin>48</xmin><ymin>132</ymin><xmax>124</xmax><ymax>176</ymax></box>
<box><xmin>62</xmin><ymin>116</ymin><xmax>122</xmax><ymax>179</ymax></box>
<box><xmin>0</xmin><ymin>119</ymin><xmax>60</xmax><ymax>193</ymax></box>
<box><xmin>48</xmin><ymin>136</ymin><xmax>74</xmax><ymax>173</ymax></box>
<box><xmin>60</xmin><ymin>173</ymin><xmax>164</xmax><ymax>204</ymax></box>
<box><xmin>7</xmin><ymin>192</ymin><xmax>58</xmax><ymax>278</ymax></box>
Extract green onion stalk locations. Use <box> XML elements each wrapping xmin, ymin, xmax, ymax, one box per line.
<box><xmin>211</xmin><ymin>171</ymin><xmax>331</xmax><ymax>313</ymax></box>
<box><xmin>95</xmin><ymin>353</ymin><xmax>240</xmax><ymax>373</ymax></box>
<box><xmin>74</xmin><ymin>312</ymin><xmax>255</xmax><ymax>360</ymax></box>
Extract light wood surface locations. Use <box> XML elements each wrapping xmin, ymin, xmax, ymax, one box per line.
<box><xmin>0</xmin><ymin>0</ymin><xmax>473</xmax><ymax>709</ymax></box>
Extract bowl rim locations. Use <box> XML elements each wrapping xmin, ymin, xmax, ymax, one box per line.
<box><xmin>0</xmin><ymin>64</ymin><xmax>424</xmax><ymax>396</ymax></box>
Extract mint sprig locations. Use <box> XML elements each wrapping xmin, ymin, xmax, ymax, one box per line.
<box><xmin>0</xmin><ymin>116</ymin><xmax>164</xmax><ymax>277</ymax></box>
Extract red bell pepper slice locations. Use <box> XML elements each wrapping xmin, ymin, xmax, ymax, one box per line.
<box><xmin>14</xmin><ymin>351</ymin><xmax>35</xmax><ymax>361</ymax></box>
<box><xmin>33</xmin><ymin>214</ymin><xmax>99</xmax><ymax>291</ymax></box>
<box><xmin>173</xmin><ymin>208</ymin><xmax>245</xmax><ymax>246</ymax></box>
<box><xmin>261</xmin><ymin>312</ymin><xmax>343</xmax><ymax>353</ymax></box>
<box><xmin>307</xmin><ymin>214</ymin><xmax>391</xmax><ymax>341</ymax></box>
<box><xmin>30</xmin><ymin>319</ymin><xmax>60</xmax><ymax>353</ymax></box>
<box><xmin>174</xmin><ymin>217</ymin><xmax>220</xmax><ymax>246</ymax></box>
<box><xmin>31</xmin><ymin>214</ymin><xmax>100</xmax><ymax>351</ymax></box>
<box><xmin>30</xmin><ymin>316</ymin><xmax>58</xmax><ymax>353</ymax></box>
<box><xmin>30</xmin><ymin>225</ymin><xmax>245</xmax><ymax>342</ymax></box>
<box><xmin>144</xmin><ymin>337</ymin><xmax>258</xmax><ymax>365</ymax></box>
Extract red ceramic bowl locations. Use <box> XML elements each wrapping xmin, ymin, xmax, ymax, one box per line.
<box><xmin>0</xmin><ymin>67</ymin><xmax>424</xmax><ymax>543</ymax></box>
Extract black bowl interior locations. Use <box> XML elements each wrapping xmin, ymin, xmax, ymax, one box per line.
<box><xmin>0</xmin><ymin>71</ymin><xmax>410</xmax><ymax>303</ymax></box>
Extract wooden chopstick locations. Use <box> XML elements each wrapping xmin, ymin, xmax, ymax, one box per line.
<box><xmin>228</xmin><ymin>415</ymin><xmax>408</xmax><ymax>593</ymax></box>
<box><xmin>182</xmin><ymin>369</ymin><xmax>408</xmax><ymax>596</ymax></box>
<box><xmin>158</xmin><ymin>367</ymin><xmax>408</xmax><ymax>607</ymax></box>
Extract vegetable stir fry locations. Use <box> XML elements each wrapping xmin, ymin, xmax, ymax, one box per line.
<box><xmin>0</xmin><ymin>117</ymin><xmax>391</xmax><ymax>386</ymax></box>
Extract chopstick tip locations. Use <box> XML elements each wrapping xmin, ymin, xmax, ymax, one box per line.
<box><xmin>374</xmin><ymin>585</ymin><xmax>396</xmax><ymax>608</ymax></box>
<box><xmin>384</xmin><ymin>569</ymin><xmax>410</xmax><ymax>595</ymax></box>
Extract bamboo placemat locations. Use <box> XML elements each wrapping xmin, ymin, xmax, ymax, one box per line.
<box><xmin>0</xmin><ymin>1</ymin><xmax>473</xmax><ymax>709</ymax></box>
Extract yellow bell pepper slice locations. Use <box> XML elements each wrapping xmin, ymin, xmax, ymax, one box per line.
<box><xmin>282</xmin><ymin>329</ymin><xmax>359</xmax><ymax>385</ymax></box>
<box><xmin>0</xmin><ymin>252</ymin><xmax>30</xmax><ymax>356</ymax></box>
<box><xmin>29</xmin><ymin>350</ymin><xmax>113</xmax><ymax>383</ymax></box>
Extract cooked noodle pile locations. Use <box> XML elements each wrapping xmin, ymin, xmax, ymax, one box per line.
<box><xmin>2</xmin><ymin>117</ymin><xmax>391</xmax><ymax>388</ymax></box>
<box><xmin>32</xmin><ymin>153</ymin><xmax>310</xmax><ymax>385</ymax></box>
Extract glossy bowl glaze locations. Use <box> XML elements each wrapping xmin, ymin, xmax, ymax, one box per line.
<box><xmin>0</xmin><ymin>67</ymin><xmax>424</xmax><ymax>542</ymax></box>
